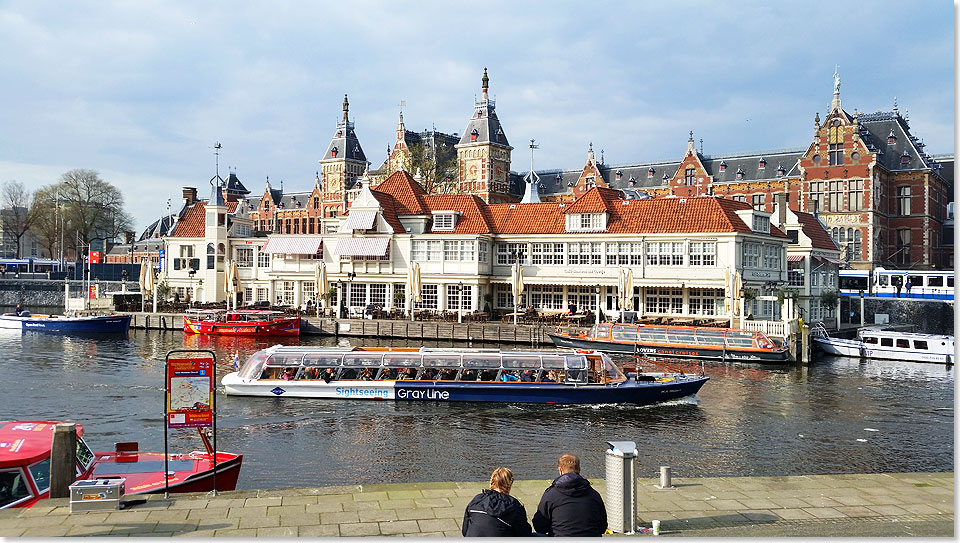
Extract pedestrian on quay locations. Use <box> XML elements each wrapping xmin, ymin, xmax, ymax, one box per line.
<box><xmin>905</xmin><ymin>279</ymin><xmax>913</xmax><ymax>297</ymax></box>
<box><xmin>532</xmin><ymin>453</ymin><xmax>606</xmax><ymax>537</ymax></box>
<box><xmin>461</xmin><ymin>467</ymin><xmax>532</xmax><ymax>537</ymax></box>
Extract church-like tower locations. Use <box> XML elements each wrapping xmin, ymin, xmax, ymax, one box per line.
<box><xmin>319</xmin><ymin>94</ymin><xmax>368</xmax><ymax>217</ymax></box>
<box><xmin>455</xmin><ymin>69</ymin><xmax>514</xmax><ymax>202</ymax></box>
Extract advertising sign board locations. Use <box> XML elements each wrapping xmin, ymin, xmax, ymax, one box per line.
<box><xmin>166</xmin><ymin>356</ymin><xmax>214</xmax><ymax>428</ymax></box>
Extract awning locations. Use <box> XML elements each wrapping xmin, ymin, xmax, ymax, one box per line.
<box><xmin>334</xmin><ymin>237</ymin><xmax>389</xmax><ymax>257</ymax></box>
<box><xmin>786</xmin><ymin>255</ymin><xmax>804</xmax><ymax>263</ymax></box>
<box><xmin>262</xmin><ymin>237</ymin><xmax>323</xmax><ymax>254</ymax></box>
<box><xmin>823</xmin><ymin>257</ymin><xmax>846</xmax><ymax>265</ymax></box>
<box><xmin>341</xmin><ymin>210</ymin><xmax>377</xmax><ymax>231</ymax></box>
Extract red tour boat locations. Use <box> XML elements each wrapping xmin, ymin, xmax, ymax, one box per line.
<box><xmin>183</xmin><ymin>309</ymin><xmax>300</xmax><ymax>336</ymax></box>
<box><xmin>0</xmin><ymin>421</ymin><xmax>243</xmax><ymax>509</ymax></box>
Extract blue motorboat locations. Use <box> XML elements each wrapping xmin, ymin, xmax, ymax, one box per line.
<box><xmin>0</xmin><ymin>312</ymin><xmax>132</xmax><ymax>334</ymax></box>
<box><xmin>222</xmin><ymin>346</ymin><xmax>708</xmax><ymax>405</ymax></box>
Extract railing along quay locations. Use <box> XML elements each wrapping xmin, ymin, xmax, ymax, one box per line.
<box><xmin>127</xmin><ymin>312</ymin><xmax>566</xmax><ymax>346</ymax></box>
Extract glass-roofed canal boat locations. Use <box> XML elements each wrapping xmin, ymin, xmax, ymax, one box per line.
<box><xmin>221</xmin><ymin>346</ymin><xmax>709</xmax><ymax>405</ymax></box>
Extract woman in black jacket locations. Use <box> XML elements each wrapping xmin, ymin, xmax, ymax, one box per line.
<box><xmin>462</xmin><ymin>467</ymin><xmax>532</xmax><ymax>537</ymax></box>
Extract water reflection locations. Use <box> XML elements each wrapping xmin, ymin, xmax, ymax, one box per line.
<box><xmin>0</xmin><ymin>329</ymin><xmax>951</xmax><ymax>490</ymax></box>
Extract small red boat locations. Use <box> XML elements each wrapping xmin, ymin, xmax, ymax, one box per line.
<box><xmin>183</xmin><ymin>309</ymin><xmax>300</xmax><ymax>336</ymax></box>
<box><xmin>0</xmin><ymin>421</ymin><xmax>242</xmax><ymax>509</ymax></box>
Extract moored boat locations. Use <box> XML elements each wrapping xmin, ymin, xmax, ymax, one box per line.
<box><xmin>183</xmin><ymin>309</ymin><xmax>300</xmax><ymax>336</ymax></box>
<box><xmin>0</xmin><ymin>421</ymin><xmax>242</xmax><ymax>509</ymax></box>
<box><xmin>811</xmin><ymin>323</ymin><xmax>954</xmax><ymax>365</ymax></box>
<box><xmin>548</xmin><ymin>322</ymin><xmax>791</xmax><ymax>364</ymax></box>
<box><xmin>0</xmin><ymin>313</ymin><xmax>131</xmax><ymax>334</ymax></box>
<box><xmin>221</xmin><ymin>346</ymin><xmax>709</xmax><ymax>405</ymax></box>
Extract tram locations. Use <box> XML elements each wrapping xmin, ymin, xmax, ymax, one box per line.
<box><xmin>839</xmin><ymin>268</ymin><xmax>954</xmax><ymax>301</ymax></box>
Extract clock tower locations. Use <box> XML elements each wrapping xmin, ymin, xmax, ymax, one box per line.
<box><xmin>319</xmin><ymin>94</ymin><xmax>368</xmax><ymax>217</ymax></box>
<box><xmin>455</xmin><ymin>68</ymin><xmax>514</xmax><ymax>202</ymax></box>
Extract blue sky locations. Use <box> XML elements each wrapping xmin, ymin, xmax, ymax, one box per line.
<box><xmin>0</xmin><ymin>1</ymin><xmax>954</xmax><ymax>233</ymax></box>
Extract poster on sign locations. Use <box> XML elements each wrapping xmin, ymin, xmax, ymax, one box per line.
<box><xmin>166</xmin><ymin>356</ymin><xmax>214</xmax><ymax>428</ymax></box>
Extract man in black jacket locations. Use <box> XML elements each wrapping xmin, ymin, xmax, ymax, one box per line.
<box><xmin>533</xmin><ymin>453</ymin><xmax>606</xmax><ymax>537</ymax></box>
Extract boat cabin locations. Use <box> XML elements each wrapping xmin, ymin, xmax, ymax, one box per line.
<box><xmin>0</xmin><ymin>421</ymin><xmax>96</xmax><ymax>509</ymax></box>
<box><xmin>589</xmin><ymin>323</ymin><xmax>777</xmax><ymax>349</ymax></box>
<box><xmin>185</xmin><ymin>309</ymin><xmax>287</xmax><ymax>323</ymax></box>
<box><xmin>857</xmin><ymin>329</ymin><xmax>954</xmax><ymax>354</ymax></box>
<box><xmin>237</xmin><ymin>347</ymin><xmax>627</xmax><ymax>385</ymax></box>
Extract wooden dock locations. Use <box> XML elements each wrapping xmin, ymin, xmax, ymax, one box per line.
<box><xmin>128</xmin><ymin>312</ymin><xmax>569</xmax><ymax>346</ymax></box>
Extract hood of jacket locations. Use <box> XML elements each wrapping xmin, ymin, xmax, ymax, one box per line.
<box><xmin>551</xmin><ymin>472</ymin><xmax>594</xmax><ymax>497</ymax></box>
<box><xmin>470</xmin><ymin>489</ymin><xmax>520</xmax><ymax>517</ymax></box>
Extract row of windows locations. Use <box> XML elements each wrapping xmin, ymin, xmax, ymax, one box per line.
<box><xmin>495</xmin><ymin>241</ymin><xmax>719</xmax><ymax>267</ymax></box>
<box><xmin>741</xmin><ymin>243</ymin><xmax>782</xmax><ymax>269</ymax></box>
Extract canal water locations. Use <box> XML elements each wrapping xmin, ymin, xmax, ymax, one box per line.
<box><xmin>0</xmin><ymin>329</ymin><xmax>953</xmax><ymax>490</ymax></box>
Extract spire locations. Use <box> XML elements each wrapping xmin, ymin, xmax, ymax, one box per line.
<box><xmin>396</xmin><ymin>110</ymin><xmax>405</xmax><ymax>142</ymax></box>
<box><xmin>342</xmin><ymin>94</ymin><xmax>349</xmax><ymax>124</ymax></box>
<box><xmin>315</xmin><ymin>171</ymin><xmax>321</xmax><ymax>191</ymax></box>
<box><xmin>481</xmin><ymin>67</ymin><xmax>489</xmax><ymax>95</ymax></box>
<box><xmin>687</xmin><ymin>131</ymin><xmax>696</xmax><ymax>155</ymax></box>
<box><xmin>893</xmin><ymin>96</ymin><xmax>899</xmax><ymax>115</ymax></box>
<box><xmin>830</xmin><ymin>66</ymin><xmax>842</xmax><ymax>113</ymax></box>
<box><xmin>587</xmin><ymin>142</ymin><xmax>595</xmax><ymax>164</ymax></box>
<box><xmin>521</xmin><ymin>139</ymin><xmax>541</xmax><ymax>204</ymax></box>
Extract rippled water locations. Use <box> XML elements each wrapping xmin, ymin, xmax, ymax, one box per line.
<box><xmin>0</xmin><ymin>329</ymin><xmax>952</xmax><ymax>489</ymax></box>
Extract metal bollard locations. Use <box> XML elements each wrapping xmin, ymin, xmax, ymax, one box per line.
<box><xmin>658</xmin><ymin>465</ymin><xmax>673</xmax><ymax>489</ymax></box>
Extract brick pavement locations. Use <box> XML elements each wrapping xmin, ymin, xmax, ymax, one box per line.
<box><xmin>0</xmin><ymin>472</ymin><xmax>951</xmax><ymax>537</ymax></box>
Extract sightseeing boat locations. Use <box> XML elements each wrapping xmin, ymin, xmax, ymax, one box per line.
<box><xmin>221</xmin><ymin>346</ymin><xmax>709</xmax><ymax>405</ymax></box>
<box><xmin>0</xmin><ymin>421</ymin><xmax>243</xmax><ymax>509</ymax></box>
<box><xmin>0</xmin><ymin>313</ymin><xmax>131</xmax><ymax>334</ymax></box>
<box><xmin>548</xmin><ymin>322</ymin><xmax>791</xmax><ymax>364</ymax></box>
<box><xmin>811</xmin><ymin>323</ymin><xmax>954</xmax><ymax>365</ymax></box>
<box><xmin>183</xmin><ymin>309</ymin><xmax>300</xmax><ymax>336</ymax></box>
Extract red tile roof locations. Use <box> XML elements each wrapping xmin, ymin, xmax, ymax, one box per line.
<box><xmin>423</xmin><ymin>194</ymin><xmax>493</xmax><ymax>234</ymax></box>
<box><xmin>793</xmin><ymin>210</ymin><xmax>840</xmax><ymax>250</ymax></box>
<box><xmin>486</xmin><ymin>203</ymin><xmax>567</xmax><ymax>234</ymax></box>
<box><xmin>564</xmin><ymin>186</ymin><xmax>619</xmax><ymax>214</ymax></box>
<box><xmin>170</xmin><ymin>201</ymin><xmax>238</xmax><ymax>238</ymax></box>
<box><xmin>373</xmin><ymin>170</ymin><xmax>428</xmax><ymax>214</ymax></box>
<box><xmin>368</xmin><ymin>191</ymin><xmax>407</xmax><ymax>234</ymax></box>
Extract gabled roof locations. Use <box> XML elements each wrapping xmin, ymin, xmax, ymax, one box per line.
<box><xmin>373</xmin><ymin>170</ymin><xmax>428</xmax><ymax>214</ymax></box>
<box><xmin>793</xmin><ymin>210</ymin><xmax>840</xmax><ymax>251</ymax></box>
<box><xmin>564</xmin><ymin>186</ymin><xmax>619</xmax><ymax>214</ymax></box>
<box><xmin>423</xmin><ymin>194</ymin><xmax>493</xmax><ymax>234</ymax></box>
<box><xmin>169</xmin><ymin>201</ymin><xmax>239</xmax><ymax>238</ymax></box>
<box><xmin>366</xmin><ymin>191</ymin><xmax>407</xmax><ymax>234</ymax></box>
<box><xmin>224</xmin><ymin>172</ymin><xmax>250</xmax><ymax>195</ymax></box>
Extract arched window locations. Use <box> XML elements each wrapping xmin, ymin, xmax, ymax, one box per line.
<box><xmin>207</xmin><ymin>243</ymin><xmax>215</xmax><ymax>270</ymax></box>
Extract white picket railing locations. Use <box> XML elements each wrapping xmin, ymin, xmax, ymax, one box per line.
<box><xmin>739</xmin><ymin>319</ymin><xmax>799</xmax><ymax>339</ymax></box>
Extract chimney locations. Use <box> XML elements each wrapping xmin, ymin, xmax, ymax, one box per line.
<box><xmin>775</xmin><ymin>192</ymin><xmax>787</xmax><ymax>228</ymax></box>
<box><xmin>182</xmin><ymin>187</ymin><xmax>198</xmax><ymax>206</ymax></box>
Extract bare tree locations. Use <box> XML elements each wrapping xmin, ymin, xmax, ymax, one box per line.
<box><xmin>0</xmin><ymin>180</ymin><xmax>36</xmax><ymax>258</ymax></box>
<box><xmin>408</xmin><ymin>141</ymin><xmax>458</xmax><ymax>194</ymax></box>
<box><xmin>57</xmin><ymin>169</ymin><xmax>133</xmax><ymax>253</ymax></box>
<box><xmin>29</xmin><ymin>185</ymin><xmax>62</xmax><ymax>259</ymax></box>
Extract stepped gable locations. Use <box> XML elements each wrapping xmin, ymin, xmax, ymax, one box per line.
<box><xmin>373</xmin><ymin>170</ymin><xmax>428</xmax><ymax>214</ymax></box>
<box><xmin>423</xmin><ymin>194</ymin><xmax>494</xmax><ymax>234</ymax></box>
<box><xmin>171</xmin><ymin>200</ymin><xmax>239</xmax><ymax>237</ymax></box>
<box><xmin>793</xmin><ymin>209</ymin><xmax>840</xmax><ymax>250</ymax></box>
<box><xmin>486</xmin><ymin>202</ymin><xmax>566</xmax><ymax>234</ymax></box>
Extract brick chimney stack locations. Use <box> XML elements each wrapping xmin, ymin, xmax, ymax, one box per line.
<box><xmin>182</xmin><ymin>187</ymin><xmax>198</xmax><ymax>206</ymax></box>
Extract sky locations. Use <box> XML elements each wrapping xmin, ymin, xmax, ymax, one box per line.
<box><xmin>0</xmin><ymin>1</ymin><xmax>954</xmax><ymax>233</ymax></box>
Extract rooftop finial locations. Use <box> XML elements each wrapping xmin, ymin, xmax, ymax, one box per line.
<box><xmin>689</xmin><ymin>130</ymin><xmax>694</xmax><ymax>141</ymax></box>
<box><xmin>893</xmin><ymin>96</ymin><xmax>898</xmax><ymax>114</ymax></box>
<box><xmin>481</xmin><ymin>68</ymin><xmax>489</xmax><ymax>92</ymax></box>
<box><xmin>833</xmin><ymin>65</ymin><xmax>841</xmax><ymax>94</ymax></box>
<box><xmin>342</xmin><ymin>94</ymin><xmax>349</xmax><ymax>123</ymax></box>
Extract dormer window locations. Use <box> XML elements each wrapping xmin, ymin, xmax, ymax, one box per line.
<box><xmin>566</xmin><ymin>213</ymin><xmax>606</xmax><ymax>232</ymax></box>
<box><xmin>736</xmin><ymin>168</ymin><xmax>745</xmax><ymax>180</ymax></box>
<box><xmin>647</xmin><ymin>167</ymin><xmax>655</xmax><ymax>178</ymax></box>
<box><xmin>336</xmin><ymin>130</ymin><xmax>342</xmax><ymax>138</ymax></box>
<box><xmin>432</xmin><ymin>212</ymin><xmax>457</xmax><ymax>231</ymax></box>
<box><xmin>615</xmin><ymin>169</ymin><xmax>622</xmax><ymax>180</ymax></box>
<box><xmin>495</xmin><ymin>127</ymin><xmax>503</xmax><ymax>142</ymax></box>
<box><xmin>556</xmin><ymin>172</ymin><xmax>562</xmax><ymax>183</ymax></box>
<box><xmin>629</xmin><ymin>176</ymin><xmax>637</xmax><ymax>186</ymax></box>
<box><xmin>758</xmin><ymin>157</ymin><xmax>766</xmax><ymax>169</ymax></box>
<box><xmin>719</xmin><ymin>161</ymin><xmax>727</xmax><ymax>172</ymax></box>
<box><xmin>331</xmin><ymin>146</ymin><xmax>339</xmax><ymax>158</ymax></box>
<box><xmin>662</xmin><ymin>173</ymin><xmax>669</xmax><ymax>180</ymax></box>
<box><xmin>887</xmin><ymin>130</ymin><xmax>897</xmax><ymax>145</ymax></box>
<box><xmin>900</xmin><ymin>151</ymin><xmax>911</xmax><ymax>165</ymax></box>
<box><xmin>353</xmin><ymin>145</ymin><xmax>360</xmax><ymax>158</ymax></box>
<box><xmin>470</xmin><ymin>129</ymin><xmax>479</xmax><ymax>142</ymax></box>
<box><xmin>776</xmin><ymin>163</ymin><xmax>786</xmax><ymax>177</ymax></box>
<box><xmin>752</xmin><ymin>215</ymin><xmax>770</xmax><ymax>233</ymax></box>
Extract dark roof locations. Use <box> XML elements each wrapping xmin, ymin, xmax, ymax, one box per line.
<box><xmin>224</xmin><ymin>172</ymin><xmax>250</xmax><ymax>195</ymax></box>
<box><xmin>857</xmin><ymin>111</ymin><xmax>947</xmax><ymax>180</ymax></box>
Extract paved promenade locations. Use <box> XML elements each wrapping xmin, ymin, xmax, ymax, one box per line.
<box><xmin>0</xmin><ymin>472</ymin><xmax>952</xmax><ymax>537</ymax></box>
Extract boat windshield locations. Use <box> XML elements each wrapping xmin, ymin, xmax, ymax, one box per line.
<box><xmin>28</xmin><ymin>458</ymin><xmax>50</xmax><ymax>495</ymax></box>
<box><xmin>0</xmin><ymin>468</ymin><xmax>32</xmax><ymax>508</ymax></box>
<box><xmin>238</xmin><ymin>350</ymin><xmax>271</xmax><ymax>379</ymax></box>
<box><xmin>599</xmin><ymin>354</ymin><xmax>626</xmax><ymax>383</ymax></box>
<box><xmin>76</xmin><ymin>436</ymin><xmax>95</xmax><ymax>475</ymax></box>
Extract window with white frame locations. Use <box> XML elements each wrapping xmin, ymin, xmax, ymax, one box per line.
<box><xmin>478</xmin><ymin>241</ymin><xmax>488</xmax><ymax>263</ymax></box>
<box><xmin>566</xmin><ymin>213</ymin><xmax>606</xmax><ymax>232</ymax></box>
<box><xmin>496</xmin><ymin>242</ymin><xmax>527</xmax><ymax>265</ymax></box>
<box><xmin>788</xmin><ymin>268</ymin><xmax>805</xmax><ymax>286</ymax></box>
<box><xmin>809</xmin><ymin>299</ymin><xmax>826</xmax><ymax>322</ymax></box>
<box><xmin>529</xmin><ymin>285</ymin><xmax>564</xmax><ymax>310</ymax></box>
<box><xmin>647</xmin><ymin>242</ymin><xmax>683</xmax><ymax>266</ymax></box>
<box><xmin>432</xmin><ymin>213</ymin><xmax>456</xmax><ymax>231</ymax></box>
<box><xmin>752</xmin><ymin>214</ymin><xmax>770</xmax><ymax>233</ymax></box>
<box><xmin>688</xmin><ymin>288</ymin><xmax>725</xmax><ymax>315</ymax></box>
<box><xmin>750</xmin><ymin>299</ymin><xmax>780</xmax><ymax>320</ymax></box>
<box><xmin>393</xmin><ymin>284</ymin><xmax>405</xmax><ymax>308</ymax></box>
<box><xmin>348</xmin><ymin>283</ymin><xmax>368</xmax><ymax>307</ymax></box>
<box><xmin>689</xmin><ymin>241</ymin><xmax>716</xmax><ymax>266</ymax></box>
<box><xmin>369</xmin><ymin>283</ymin><xmax>387</xmax><ymax>306</ymax></box>
<box><xmin>763</xmin><ymin>245</ymin><xmax>781</xmax><ymax>269</ymax></box>
<box><xmin>567</xmin><ymin>242</ymin><xmax>601</xmax><ymax>265</ymax></box>
<box><xmin>244</xmin><ymin>287</ymin><xmax>253</xmax><ymax>304</ymax></box>
<box><xmin>301</xmin><ymin>281</ymin><xmax>315</xmax><ymax>304</ymax></box>
<box><xmin>605</xmin><ymin>242</ymin><xmax>643</xmax><ymax>266</ymax></box>
<box><xmin>257</xmin><ymin>251</ymin><xmax>271</xmax><ymax>268</ymax></box>
<box><xmin>569</xmin><ymin>286</ymin><xmax>597</xmax><ymax>311</ymax></box>
<box><xmin>236</xmin><ymin>247</ymin><xmax>254</xmax><ymax>268</ymax></box>
<box><xmin>445</xmin><ymin>284</ymin><xmax>473</xmax><ymax>310</ymax></box>
<box><xmin>645</xmin><ymin>288</ymin><xmax>682</xmax><ymax>314</ymax></box>
<box><xmin>256</xmin><ymin>287</ymin><xmax>268</xmax><ymax>302</ymax></box>
<box><xmin>412</xmin><ymin>240</ymin><xmax>442</xmax><ymax>261</ymax></box>
<box><xmin>531</xmin><ymin>243</ymin><xmax>564</xmax><ymax>265</ymax></box>
<box><xmin>742</xmin><ymin>243</ymin><xmax>760</xmax><ymax>268</ymax></box>
<box><xmin>414</xmin><ymin>284</ymin><xmax>438</xmax><ymax>309</ymax></box>
<box><xmin>443</xmin><ymin>240</ymin><xmax>475</xmax><ymax>261</ymax></box>
<box><xmin>495</xmin><ymin>284</ymin><xmax>527</xmax><ymax>309</ymax></box>
<box><xmin>278</xmin><ymin>281</ymin><xmax>295</xmax><ymax>306</ymax></box>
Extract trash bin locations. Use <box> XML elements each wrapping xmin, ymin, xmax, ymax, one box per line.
<box><xmin>69</xmin><ymin>478</ymin><xmax>126</xmax><ymax>512</ymax></box>
<box><xmin>605</xmin><ymin>440</ymin><xmax>637</xmax><ymax>534</ymax></box>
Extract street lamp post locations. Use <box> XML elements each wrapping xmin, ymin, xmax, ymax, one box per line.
<box><xmin>337</xmin><ymin>280</ymin><xmax>344</xmax><ymax>319</ymax></box>
<box><xmin>457</xmin><ymin>281</ymin><xmax>463</xmax><ymax>324</ymax></box>
<box><xmin>345</xmin><ymin>272</ymin><xmax>356</xmax><ymax>318</ymax></box>
<box><xmin>595</xmin><ymin>285</ymin><xmax>601</xmax><ymax>327</ymax></box>
<box><xmin>188</xmin><ymin>269</ymin><xmax>196</xmax><ymax>308</ymax></box>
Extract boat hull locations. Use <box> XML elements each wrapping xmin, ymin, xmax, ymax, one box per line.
<box><xmin>0</xmin><ymin>314</ymin><xmax>131</xmax><ymax>334</ymax></box>
<box><xmin>548</xmin><ymin>333</ymin><xmax>791</xmax><ymax>364</ymax></box>
<box><xmin>222</xmin><ymin>374</ymin><xmax>709</xmax><ymax>405</ymax></box>
<box><xmin>184</xmin><ymin>316</ymin><xmax>300</xmax><ymax>336</ymax></box>
<box><xmin>91</xmin><ymin>451</ymin><xmax>244</xmax><ymax>495</ymax></box>
<box><xmin>813</xmin><ymin>337</ymin><xmax>953</xmax><ymax>364</ymax></box>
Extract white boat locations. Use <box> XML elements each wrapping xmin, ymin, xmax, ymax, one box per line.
<box><xmin>811</xmin><ymin>323</ymin><xmax>954</xmax><ymax>365</ymax></box>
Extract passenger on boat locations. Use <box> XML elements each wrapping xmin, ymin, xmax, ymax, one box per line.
<box><xmin>500</xmin><ymin>371</ymin><xmax>519</xmax><ymax>382</ymax></box>
<box><xmin>533</xmin><ymin>454</ymin><xmax>606</xmax><ymax>537</ymax></box>
<box><xmin>520</xmin><ymin>370</ymin><xmax>535</xmax><ymax>382</ymax></box>
<box><xmin>303</xmin><ymin>367</ymin><xmax>320</xmax><ymax>380</ymax></box>
<box><xmin>322</xmin><ymin>368</ymin><xmax>336</xmax><ymax>384</ymax></box>
<box><xmin>396</xmin><ymin>368</ymin><xmax>415</xmax><ymax>380</ymax></box>
<box><xmin>543</xmin><ymin>370</ymin><xmax>558</xmax><ymax>383</ymax></box>
<box><xmin>281</xmin><ymin>368</ymin><xmax>296</xmax><ymax>381</ymax></box>
<box><xmin>461</xmin><ymin>369</ymin><xmax>477</xmax><ymax>381</ymax></box>
<box><xmin>379</xmin><ymin>368</ymin><xmax>393</xmax><ymax>380</ymax></box>
<box><xmin>462</xmin><ymin>467</ymin><xmax>532</xmax><ymax>537</ymax></box>
<box><xmin>437</xmin><ymin>369</ymin><xmax>455</xmax><ymax>381</ymax></box>
<box><xmin>359</xmin><ymin>369</ymin><xmax>373</xmax><ymax>381</ymax></box>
